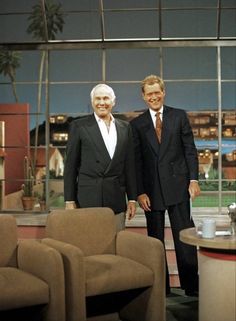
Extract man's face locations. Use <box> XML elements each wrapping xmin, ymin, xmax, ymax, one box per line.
<box><xmin>142</xmin><ymin>83</ymin><xmax>165</xmax><ymax>111</ymax></box>
<box><xmin>92</xmin><ymin>88</ymin><xmax>115</xmax><ymax>119</ymax></box>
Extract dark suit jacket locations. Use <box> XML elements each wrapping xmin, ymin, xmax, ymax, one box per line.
<box><xmin>64</xmin><ymin>114</ymin><xmax>137</xmax><ymax>213</ymax></box>
<box><xmin>130</xmin><ymin>106</ymin><xmax>199</xmax><ymax>211</ymax></box>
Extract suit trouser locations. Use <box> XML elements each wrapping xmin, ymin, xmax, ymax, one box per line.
<box><xmin>145</xmin><ymin>200</ymin><xmax>199</xmax><ymax>292</ymax></box>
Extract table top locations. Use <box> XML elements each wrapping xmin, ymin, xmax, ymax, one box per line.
<box><xmin>180</xmin><ymin>227</ymin><xmax>236</xmax><ymax>250</ymax></box>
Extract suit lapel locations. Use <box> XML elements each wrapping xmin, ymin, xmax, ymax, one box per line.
<box><xmin>142</xmin><ymin>107</ymin><xmax>173</xmax><ymax>159</ymax></box>
<box><xmin>85</xmin><ymin>114</ymin><xmax>111</xmax><ymax>164</ymax></box>
<box><xmin>143</xmin><ymin>111</ymin><xmax>160</xmax><ymax>156</ymax></box>
<box><xmin>113</xmin><ymin>119</ymin><xmax>126</xmax><ymax>158</ymax></box>
<box><xmin>158</xmin><ymin>106</ymin><xmax>172</xmax><ymax>160</ymax></box>
<box><xmin>104</xmin><ymin>118</ymin><xmax>125</xmax><ymax>174</ymax></box>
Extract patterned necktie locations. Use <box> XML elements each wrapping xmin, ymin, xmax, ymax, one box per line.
<box><xmin>155</xmin><ymin>112</ymin><xmax>162</xmax><ymax>143</ymax></box>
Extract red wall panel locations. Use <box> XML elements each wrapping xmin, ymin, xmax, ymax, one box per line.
<box><xmin>0</xmin><ymin>104</ymin><xmax>30</xmax><ymax>194</ymax></box>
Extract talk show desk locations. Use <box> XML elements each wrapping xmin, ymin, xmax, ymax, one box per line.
<box><xmin>180</xmin><ymin>228</ymin><xmax>236</xmax><ymax>321</ymax></box>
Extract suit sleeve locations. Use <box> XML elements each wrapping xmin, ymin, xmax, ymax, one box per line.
<box><xmin>63</xmin><ymin>121</ymin><xmax>81</xmax><ymax>201</ymax></box>
<box><xmin>181</xmin><ymin>111</ymin><xmax>199</xmax><ymax>181</ymax></box>
<box><xmin>129</xmin><ymin>121</ymin><xmax>145</xmax><ymax>196</ymax></box>
<box><xmin>124</xmin><ymin>124</ymin><xmax>137</xmax><ymax>201</ymax></box>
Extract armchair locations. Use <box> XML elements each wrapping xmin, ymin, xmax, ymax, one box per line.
<box><xmin>0</xmin><ymin>214</ymin><xmax>65</xmax><ymax>321</ymax></box>
<box><xmin>42</xmin><ymin>208</ymin><xmax>166</xmax><ymax>321</ymax></box>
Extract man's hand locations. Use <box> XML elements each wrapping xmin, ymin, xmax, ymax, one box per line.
<box><xmin>189</xmin><ymin>181</ymin><xmax>201</xmax><ymax>201</ymax></box>
<box><xmin>126</xmin><ymin>201</ymin><xmax>136</xmax><ymax>220</ymax></box>
<box><xmin>65</xmin><ymin>201</ymin><xmax>77</xmax><ymax>210</ymax></box>
<box><xmin>137</xmin><ymin>193</ymin><xmax>151</xmax><ymax>212</ymax></box>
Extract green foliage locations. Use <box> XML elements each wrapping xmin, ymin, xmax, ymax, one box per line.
<box><xmin>0</xmin><ymin>50</ymin><xmax>21</xmax><ymax>77</ymax></box>
<box><xmin>27</xmin><ymin>0</ymin><xmax>65</xmax><ymax>40</ymax></box>
<box><xmin>0</xmin><ymin>50</ymin><xmax>21</xmax><ymax>102</ymax></box>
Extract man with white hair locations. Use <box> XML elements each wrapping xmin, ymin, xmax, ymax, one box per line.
<box><xmin>64</xmin><ymin>84</ymin><xmax>137</xmax><ymax>231</ymax></box>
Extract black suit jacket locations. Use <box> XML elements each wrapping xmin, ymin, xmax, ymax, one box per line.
<box><xmin>64</xmin><ymin>114</ymin><xmax>137</xmax><ymax>213</ymax></box>
<box><xmin>130</xmin><ymin>106</ymin><xmax>198</xmax><ymax>210</ymax></box>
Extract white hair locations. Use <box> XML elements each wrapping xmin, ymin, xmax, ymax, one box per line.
<box><xmin>90</xmin><ymin>84</ymin><xmax>116</xmax><ymax>104</ymax></box>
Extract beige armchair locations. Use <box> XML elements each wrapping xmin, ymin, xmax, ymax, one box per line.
<box><xmin>0</xmin><ymin>214</ymin><xmax>65</xmax><ymax>321</ymax></box>
<box><xmin>42</xmin><ymin>208</ymin><xmax>166</xmax><ymax>321</ymax></box>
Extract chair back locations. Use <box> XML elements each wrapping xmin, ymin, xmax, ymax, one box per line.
<box><xmin>45</xmin><ymin>208</ymin><xmax>117</xmax><ymax>256</ymax></box>
<box><xmin>0</xmin><ymin>215</ymin><xmax>18</xmax><ymax>267</ymax></box>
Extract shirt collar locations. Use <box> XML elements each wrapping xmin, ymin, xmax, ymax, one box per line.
<box><xmin>149</xmin><ymin>106</ymin><xmax>164</xmax><ymax>118</ymax></box>
<box><xmin>94</xmin><ymin>112</ymin><xmax>115</xmax><ymax>123</ymax></box>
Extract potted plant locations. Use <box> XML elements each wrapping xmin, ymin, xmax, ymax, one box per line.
<box><xmin>21</xmin><ymin>156</ymin><xmax>36</xmax><ymax>210</ymax></box>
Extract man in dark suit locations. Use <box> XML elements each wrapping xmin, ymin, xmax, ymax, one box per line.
<box><xmin>130</xmin><ymin>75</ymin><xmax>200</xmax><ymax>296</ymax></box>
<box><xmin>64</xmin><ymin>83</ymin><xmax>137</xmax><ymax>231</ymax></box>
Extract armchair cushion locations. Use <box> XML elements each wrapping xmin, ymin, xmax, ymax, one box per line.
<box><xmin>45</xmin><ymin>208</ymin><xmax>116</xmax><ymax>256</ymax></box>
<box><xmin>85</xmin><ymin>254</ymin><xmax>153</xmax><ymax>296</ymax></box>
<box><xmin>0</xmin><ymin>267</ymin><xmax>48</xmax><ymax>310</ymax></box>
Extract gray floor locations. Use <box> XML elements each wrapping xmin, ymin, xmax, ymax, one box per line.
<box><xmin>166</xmin><ymin>288</ymin><xmax>198</xmax><ymax>321</ymax></box>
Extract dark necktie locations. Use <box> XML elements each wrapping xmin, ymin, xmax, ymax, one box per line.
<box><xmin>155</xmin><ymin>112</ymin><xmax>162</xmax><ymax>143</ymax></box>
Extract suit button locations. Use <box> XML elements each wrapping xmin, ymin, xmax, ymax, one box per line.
<box><xmin>96</xmin><ymin>160</ymin><xmax>100</xmax><ymax>163</ymax></box>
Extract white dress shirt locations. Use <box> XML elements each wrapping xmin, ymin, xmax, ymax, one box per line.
<box><xmin>94</xmin><ymin>113</ymin><xmax>117</xmax><ymax>159</ymax></box>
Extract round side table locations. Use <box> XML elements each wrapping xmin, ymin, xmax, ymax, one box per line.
<box><xmin>180</xmin><ymin>228</ymin><xmax>236</xmax><ymax>321</ymax></box>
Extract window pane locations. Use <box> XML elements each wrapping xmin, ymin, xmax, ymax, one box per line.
<box><xmin>0</xmin><ymin>0</ymin><xmax>33</xmax><ymax>12</ymax></box>
<box><xmin>103</xmin><ymin>0</ymin><xmax>158</xmax><ymax>9</ymax></box>
<box><xmin>0</xmin><ymin>14</ymin><xmax>31</xmax><ymax>42</ymax></box>
<box><xmin>50</xmin><ymin>50</ymin><xmax>102</xmax><ymax>81</ymax></box>
<box><xmin>49</xmin><ymin>179</ymin><xmax>64</xmax><ymax>208</ymax></box>
<box><xmin>0</xmin><ymin>85</ymin><xmax>17</xmax><ymax>103</ymax></box>
<box><xmin>221</xmin><ymin>47</ymin><xmax>236</xmax><ymax>80</ymax></box>
<box><xmin>221</xmin><ymin>0</ymin><xmax>236</xmax><ymax>7</ymax></box>
<box><xmin>163</xmin><ymin>47</ymin><xmax>217</xmax><ymax>79</ymax></box>
<box><xmin>220</xmin><ymin>9</ymin><xmax>236</xmax><ymax>38</ymax></box>
<box><xmin>16</xmin><ymin>51</ymin><xmax>42</xmax><ymax>82</ymax></box>
<box><xmin>222</xmin><ymin>83</ymin><xmax>236</xmax><ymax>109</ymax></box>
<box><xmin>62</xmin><ymin>12</ymin><xmax>101</xmax><ymax>40</ymax></box>
<box><xmin>106</xmin><ymin>83</ymin><xmax>143</xmax><ymax>113</ymax></box>
<box><xmin>62</xmin><ymin>0</ymin><xmax>99</xmax><ymax>10</ymax></box>
<box><xmin>11</xmin><ymin>88</ymin><xmax>46</xmax><ymax>117</ymax></box>
<box><xmin>162</xmin><ymin>10</ymin><xmax>217</xmax><ymax>38</ymax></box>
<box><xmin>104</xmin><ymin>11</ymin><xmax>159</xmax><ymax>39</ymax></box>
<box><xmin>106</xmin><ymin>49</ymin><xmax>160</xmax><ymax>80</ymax></box>
<box><xmin>165</xmin><ymin>82</ymin><xmax>218</xmax><ymax>110</ymax></box>
<box><xmin>17</xmin><ymin>85</ymin><xmax>47</xmax><ymax>115</ymax></box>
<box><xmin>50</xmin><ymin>84</ymin><xmax>94</xmax><ymax>114</ymax></box>
<box><xmin>222</xmin><ymin>110</ymin><xmax>236</xmax><ymax>204</ymax></box>
<box><xmin>162</xmin><ymin>0</ymin><xmax>218</xmax><ymax>8</ymax></box>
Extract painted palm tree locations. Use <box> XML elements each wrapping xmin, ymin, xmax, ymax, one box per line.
<box><xmin>0</xmin><ymin>50</ymin><xmax>21</xmax><ymax>102</ymax></box>
<box><xmin>27</xmin><ymin>0</ymin><xmax>65</xmax><ymax>172</ymax></box>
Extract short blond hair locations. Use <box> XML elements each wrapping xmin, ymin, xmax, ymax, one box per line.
<box><xmin>141</xmin><ymin>75</ymin><xmax>165</xmax><ymax>93</ymax></box>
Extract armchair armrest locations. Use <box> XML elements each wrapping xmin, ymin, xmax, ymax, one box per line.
<box><xmin>17</xmin><ymin>239</ymin><xmax>65</xmax><ymax>321</ymax></box>
<box><xmin>42</xmin><ymin>238</ymin><xmax>86</xmax><ymax>321</ymax></box>
<box><xmin>116</xmin><ymin>230</ymin><xmax>165</xmax><ymax>273</ymax></box>
<box><xmin>116</xmin><ymin>231</ymin><xmax>166</xmax><ymax>321</ymax></box>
